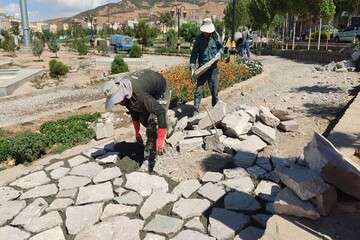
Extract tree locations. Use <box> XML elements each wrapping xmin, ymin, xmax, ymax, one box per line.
<box><xmin>1</xmin><ymin>30</ymin><xmax>16</xmax><ymax>56</ymax></box>
<box><xmin>180</xmin><ymin>22</ymin><xmax>199</xmax><ymax>43</ymax></box>
<box><xmin>97</xmin><ymin>40</ymin><xmax>108</xmax><ymax>56</ymax></box>
<box><xmin>135</xmin><ymin>21</ymin><xmax>158</xmax><ymax>47</ymax></box>
<box><xmin>165</xmin><ymin>29</ymin><xmax>177</xmax><ymax>48</ymax></box>
<box><xmin>73</xmin><ymin>38</ymin><xmax>88</xmax><ymax>56</ymax></box>
<box><xmin>318</xmin><ymin>0</ymin><xmax>336</xmax><ymax>50</ymax></box>
<box><xmin>121</xmin><ymin>25</ymin><xmax>135</xmax><ymax>37</ymax></box>
<box><xmin>32</xmin><ymin>39</ymin><xmax>44</xmax><ymax>60</ymax></box>
<box><xmin>213</xmin><ymin>19</ymin><xmax>225</xmax><ymax>38</ymax></box>
<box><xmin>249</xmin><ymin>0</ymin><xmax>274</xmax><ymax>31</ymax></box>
<box><xmin>49</xmin><ymin>60</ymin><xmax>69</xmax><ymax>79</ymax></box>
<box><xmin>111</xmin><ymin>55</ymin><xmax>129</xmax><ymax>74</ymax></box>
<box><xmin>224</xmin><ymin>0</ymin><xmax>251</xmax><ymax>34</ymax></box>
<box><xmin>48</xmin><ymin>37</ymin><xmax>60</xmax><ymax>58</ymax></box>
<box><xmin>159</xmin><ymin>12</ymin><xmax>175</xmax><ymax>32</ymax></box>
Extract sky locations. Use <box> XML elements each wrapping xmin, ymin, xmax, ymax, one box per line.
<box><xmin>1</xmin><ymin>0</ymin><xmax>119</xmax><ymax>22</ymax></box>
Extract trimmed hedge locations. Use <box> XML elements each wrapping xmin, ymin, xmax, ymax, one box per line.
<box><xmin>0</xmin><ymin>113</ymin><xmax>101</xmax><ymax>165</ymax></box>
<box><xmin>129</xmin><ymin>44</ymin><xmax>142</xmax><ymax>58</ymax></box>
<box><xmin>49</xmin><ymin>59</ymin><xmax>69</xmax><ymax>78</ymax></box>
<box><xmin>111</xmin><ymin>55</ymin><xmax>129</xmax><ymax>74</ymax></box>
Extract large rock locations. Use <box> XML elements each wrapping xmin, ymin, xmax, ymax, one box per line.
<box><xmin>76</xmin><ymin>182</ymin><xmax>114</xmax><ymax>205</ymax></box>
<box><xmin>171</xmin><ymin>230</ymin><xmax>216</xmax><ymax>240</ymax></box>
<box><xmin>236</xmin><ymin>227</ymin><xmax>264</xmax><ymax>240</ymax></box>
<box><xmin>143</xmin><ymin>215</ymin><xmax>183</xmax><ymax>237</ymax></box>
<box><xmin>198</xmin><ymin>101</ymin><xmax>227</xmax><ymax>129</ymax></box>
<box><xmin>185</xmin><ymin>129</ymin><xmax>222</xmax><ymax>139</ymax></box>
<box><xmin>233</xmin><ymin>150</ymin><xmax>257</xmax><ymax>168</ymax></box>
<box><xmin>0</xmin><ymin>200</ymin><xmax>26</xmax><ymax>226</ymax></box>
<box><xmin>75</xmin><ymin>216</ymin><xmax>143</xmax><ymax>240</ymax></box>
<box><xmin>10</xmin><ymin>171</ymin><xmax>50</xmax><ymax>189</ymax></box>
<box><xmin>93</xmin><ymin>167</ymin><xmax>122</xmax><ymax>183</ymax></box>
<box><xmin>0</xmin><ymin>186</ymin><xmax>21</xmax><ymax>203</ymax></box>
<box><xmin>311</xmin><ymin>185</ymin><xmax>337</xmax><ymax>216</ymax></box>
<box><xmin>279</xmin><ymin>120</ymin><xmax>299</xmax><ymax>132</ymax></box>
<box><xmin>101</xmin><ymin>203</ymin><xmax>136</xmax><ymax>220</ymax></box>
<box><xmin>204</xmin><ymin>134</ymin><xmax>225</xmax><ymax>153</ymax></box>
<box><xmin>254</xmin><ymin>180</ymin><xmax>281</xmax><ymax>202</ymax></box>
<box><xmin>166</xmin><ymin>132</ymin><xmax>185</xmax><ymax>147</ymax></box>
<box><xmin>221</xmin><ymin>177</ymin><xmax>255</xmax><ymax>193</ymax></box>
<box><xmin>246</xmin><ymin>165</ymin><xmax>267</xmax><ymax>179</ymax></box>
<box><xmin>12</xmin><ymin>198</ymin><xmax>48</xmax><ymax>226</ymax></box>
<box><xmin>251</xmin><ymin>122</ymin><xmax>276</xmax><ymax>145</ymax></box>
<box><xmin>175</xmin><ymin>116</ymin><xmax>189</xmax><ymax>131</ymax></box>
<box><xmin>198</xmin><ymin>182</ymin><xmax>226</xmax><ymax>202</ymax></box>
<box><xmin>251</xmin><ymin>214</ymin><xmax>271</xmax><ymax>228</ymax></box>
<box><xmin>172</xmin><ymin>198</ymin><xmax>211</xmax><ymax>219</ymax></box>
<box><xmin>304</xmin><ymin>132</ymin><xmax>360</xmax><ymax>200</ymax></box>
<box><xmin>256</xmin><ymin>156</ymin><xmax>272</xmax><ymax>171</ymax></box>
<box><xmin>172</xmin><ymin>179</ymin><xmax>201</xmax><ymax>198</ymax></box>
<box><xmin>69</xmin><ymin>162</ymin><xmax>103</xmax><ymax>178</ymax></box>
<box><xmin>224</xmin><ymin>191</ymin><xmax>261</xmax><ymax>211</ymax></box>
<box><xmin>259</xmin><ymin>106</ymin><xmax>280</xmax><ymax>127</ymax></box>
<box><xmin>29</xmin><ymin>226</ymin><xmax>65</xmax><ymax>240</ymax></box>
<box><xmin>0</xmin><ymin>226</ymin><xmax>31</xmax><ymax>240</ymax></box>
<box><xmin>65</xmin><ymin>203</ymin><xmax>103</xmax><ymax>235</ymax></box>
<box><xmin>260</xmin><ymin>215</ymin><xmax>323</xmax><ymax>240</ymax></box>
<box><xmin>20</xmin><ymin>184</ymin><xmax>58</xmax><ymax>199</ymax></box>
<box><xmin>271</xmin><ymin>107</ymin><xmax>292</xmax><ymax>121</ymax></box>
<box><xmin>276</xmin><ymin>166</ymin><xmax>329</xmax><ymax>201</ymax></box>
<box><xmin>140</xmin><ymin>192</ymin><xmax>179</xmax><ymax>219</ymax></box>
<box><xmin>208</xmin><ymin>208</ymin><xmax>250</xmax><ymax>240</ymax></box>
<box><xmin>178</xmin><ymin>138</ymin><xmax>203</xmax><ymax>152</ymax></box>
<box><xmin>201</xmin><ymin>172</ymin><xmax>224</xmax><ymax>183</ymax></box>
<box><xmin>222</xmin><ymin>113</ymin><xmax>251</xmax><ymax>138</ymax></box>
<box><xmin>115</xmin><ymin>191</ymin><xmax>143</xmax><ymax>206</ymax></box>
<box><xmin>125</xmin><ymin>172</ymin><xmax>168</xmax><ymax>197</ymax></box>
<box><xmin>237</xmin><ymin>105</ymin><xmax>259</xmax><ymax>122</ymax></box>
<box><xmin>273</xmin><ymin>188</ymin><xmax>320</xmax><ymax>220</ymax></box>
<box><xmin>59</xmin><ymin>175</ymin><xmax>91</xmax><ymax>191</ymax></box>
<box><xmin>24</xmin><ymin>211</ymin><xmax>63</xmax><ymax>233</ymax></box>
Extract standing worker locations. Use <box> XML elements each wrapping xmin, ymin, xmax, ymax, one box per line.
<box><xmin>190</xmin><ymin>18</ymin><xmax>223</xmax><ymax>115</ymax></box>
<box><xmin>103</xmin><ymin>70</ymin><xmax>170</xmax><ymax>173</ymax></box>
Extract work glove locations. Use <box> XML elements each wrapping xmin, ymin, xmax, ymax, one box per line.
<box><xmin>156</xmin><ymin>128</ymin><xmax>167</xmax><ymax>155</ymax></box>
<box><xmin>190</xmin><ymin>64</ymin><xmax>197</xmax><ymax>81</ymax></box>
<box><xmin>132</xmin><ymin>120</ymin><xmax>143</xmax><ymax>144</ymax></box>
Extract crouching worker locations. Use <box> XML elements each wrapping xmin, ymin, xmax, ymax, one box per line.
<box><xmin>103</xmin><ymin>69</ymin><xmax>170</xmax><ymax>173</ymax></box>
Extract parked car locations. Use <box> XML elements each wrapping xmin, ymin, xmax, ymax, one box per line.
<box><xmin>334</xmin><ymin>26</ymin><xmax>360</xmax><ymax>42</ymax></box>
<box><xmin>110</xmin><ymin>34</ymin><xmax>133</xmax><ymax>52</ymax></box>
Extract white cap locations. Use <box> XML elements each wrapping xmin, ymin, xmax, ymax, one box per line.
<box><xmin>200</xmin><ymin>18</ymin><xmax>215</xmax><ymax>33</ymax></box>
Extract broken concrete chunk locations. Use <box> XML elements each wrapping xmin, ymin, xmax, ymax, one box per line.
<box><xmin>144</xmin><ymin>215</ymin><xmax>183</xmax><ymax>237</ymax></box>
<box><xmin>276</xmin><ymin>166</ymin><xmax>329</xmax><ymax>201</ymax></box>
<box><xmin>279</xmin><ymin>120</ymin><xmax>299</xmax><ymax>132</ymax></box>
<box><xmin>184</xmin><ymin>129</ymin><xmax>222</xmax><ymax>139</ymax></box>
<box><xmin>256</xmin><ymin>156</ymin><xmax>272</xmax><ymax>171</ymax></box>
<box><xmin>166</xmin><ymin>132</ymin><xmax>185</xmax><ymax>148</ymax></box>
<box><xmin>304</xmin><ymin>132</ymin><xmax>360</xmax><ymax>200</ymax></box>
<box><xmin>201</xmin><ymin>172</ymin><xmax>224</xmax><ymax>183</ymax></box>
<box><xmin>254</xmin><ymin>180</ymin><xmax>281</xmax><ymax>202</ymax></box>
<box><xmin>197</xmin><ymin>182</ymin><xmax>226</xmax><ymax>202</ymax></box>
<box><xmin>0</xmin><ymin>200</ymin><xmax>26</xmax><ymax>226</ymax></box>
<box><xmin>175</xmin><ymin>116</ymin><xmax>189</xmax><ymax>132</ymax></box>
<box><xmin>251</xmin><ymin>214</ymin><xmax>271</xmax><ymax>228</ymax></box>
<box><xmin>259</xmin><ymin>106</ymin><xmax>280</xmax><ymax>127</ymax></box>
<box><xmin>221</xmin><ymin>177</ymin><xmax>255</xmax><ymax>194</ymax></box>
<box><xmin>172</xmin><ymin>179</ymin><xmax>201</xmax><ymax>198</ymax></box>
<box><xmin>0</xmin><ymin>187</ymin><xmax>22</xmax><ymax>203</ymax></box>
<box><xmin>273</xmin><ymin>188</ymin><xmax>320</xmax><ymax>220</ymax></box>
<box><xmin>204</xmin><ymin>135</ymin><xmax>225</xmax><ymax>153</ymax></box>
<box><xmin>251</xmin><ymin>122</ymin><xmax>276</xmax><ymax>145</ymax></box>
<box><xmin>12</xmin><ymin>198</ymin><xmax>48</xmax><ymax>226</ymax></box>
<box><xmin>224</xmin><ymin>191</ymin><xmax>261</xmax><ymax>211</ymax></box>
<box><xmin>236</xmin><ymin>227</ymin><xmax>264</xmax><ymax>240</ymax></box>
<box><xmin>236</xmin><ymin>135</ymin><xmax>267</xmax><ymax>152</ymax></box>
<box><xmin>95</xmin><ymin>121</ymin><xmax>114</xmax><ymax>140</ymax></box>
<box><xmin>223</xmin><ymin>167</ymin><xmax>249</xmax><ymax>179</ymax></box>
<box><xmin>198</xmin><ymin>101</ymin><xmax>227</xmax><ymax>129</ymax></box>
<box><xmin>0</xmin><ymin>226</ymin><xmax>31</xmax><ymax>240</ymax></box>
<box><xmin>140</xmin><ymin>192</ymin><xmax>179</xmax><ymax>219</ymax></box>
<box><xmin>246</xmin><ymin>165</ymin><xmax>267</xmax><ymax>179</ymax></box>
<box><xmin>222</xmin><ymin>113</ymin><xmax>251</xmax><ymax>138</ymax></box>
<box><xmin>76</xmin><ymin>182</ymin><xmax>114</xmax><ymax>205</ymax></box>
<box><xmin>172</xmin><ymin>198</ymin><xmax>211</xmax><ymax>219</ymax></box>
<box><xmin>115</xmin><ymin>191</ymin><xmax>143</xmax><ymax>206</ymax></box>
<box><xmin>271</xmin><ymin>107</ymin><xmax>291</xmax><ymax>121</ymax></box>
<box><xmin>184</xmin><ymin>217</ymin><xmax>206</xmax><ymax>233</ymax></box>
<box><xmin>178</xmin><ymin>138</ymin><xmax>203</xmax><ymax>152</ymax></box>
<box><xmin>125</xmin><ymin>172</ymin><xmax>168</xmax><ymax>197</ymax></box>
<box><xmin>95</xmin><ymin>152</ymin><xmax>119</xmax><ymax>164</ymax></box>
<box><xmin>171</xmin><ymin>230</ymin><xmax>215</xmax><ymax>240</ymax></box>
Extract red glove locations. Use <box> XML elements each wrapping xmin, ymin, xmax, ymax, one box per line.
<box><xmin>132</xmin><ymin>120</ymin><xmax>143</xmax><ymax>143</ymax></box>
<box><xmin>156</xmin><ymin>128</ymin><xmax>167</xmax><ymax>155</ymax></box>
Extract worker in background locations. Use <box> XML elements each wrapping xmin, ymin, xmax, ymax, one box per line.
<box><xmin>242</xmin><ymin>28</ymin><xmax>251</xmax><ymax>58</ymax></box>
<box><xmin>190</xmin><ymin>18</ymin><xmax>223</xmax><ymax>115</ymax></box>
<box><xmin>103</xmin><ymin>70</ymin><xmax>170</xmax><ymax>173</ymax></box>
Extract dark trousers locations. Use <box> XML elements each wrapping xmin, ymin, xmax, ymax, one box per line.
<box><xmin>194</xmin><ymin>66</ymin><xmax>219</xmax><ymax>112</ymax></box>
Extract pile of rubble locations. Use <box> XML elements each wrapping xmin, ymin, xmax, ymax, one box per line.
<box><xmin>167</xmin><ymin>101</ymin><xmax>299</xmax><ymax>157</ymax></box>
<box><xmin>315</xmin><ymin>60</ymin><xmax>356</xmax><ymax>73</ymax></box>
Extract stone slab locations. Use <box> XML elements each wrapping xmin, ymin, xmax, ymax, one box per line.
<box><xmin>172</xmin><ymin>198</ymin><xmax>211</xmax><ymax>219</ymax></box>
<box><xmin>233</xmin><ymin>150</ymin><xmax>257</xmax><ymax>168</ymax></box>
<box><xmin>0</xmin><ymin>200</ymin><xmax>26</xmax><ymax>226</ymax></box>
<box><xmin>140</xmin><ymin>192</ymin><xmax>179</xmax><ymax>219</ymax></box>
<box><xmin>224</xmin><ymin>191</ymin><xmax>261</xmax><ymax>211</ymax></box>
<box><xmin>144</xmin><ymin>215</ymin><xmax>183</xmax><ymax>237</ymax></box>
<box><xmin>20</xmin><ymin>184</ymin><xmax>58</xmax><ymax>200</ymax></box>
<box><xmin>172</xmin><ymin>179</ymin><xmax>201</xmax><ymax>198</ymax></box>
<box><xmin>65</xmin><ymin>203</ymin><xmax>103</xmax><ymax>235</ymax></box>
<box><xmin>208</xmin><ymin>208</ymin><xmax>250</xmax><ymax>240</ymax></box>
<box><xmin>223</xmin><ymin>168</ymin><xmax>249</xmax><ymax>179</ymax></box>
<box><xmin>166</xmin><ymin>132</ymin><xmax>185</xmax><ymax>147</ymax></box>
<box><xmin>279</xmin><ymin>120</ymin><xmax>299</xmax><ymax>132</ymax></box>
<box><xmin>273</xmin><ymin>188</ymin><xmax>320</xmax><ymax>220</ymax></box>
<box><xmin>254</xmin><ymin>180</ymin><xmax>281</xmax><ymax>202</ymax></box>
<box><xmin>221</xmin><ymin>177</ymin><xmax>255</xmax><ymax>194</ymax></box>
<box><xmin>10</xmin><ymin>171</ymin><xmax>50</xmax><ymax>189</ymax></box>
<box><xmin>76</xmin><ymin>182</ymin><xmax>114</xmax><ymax>205</ymax></box>
<box><xmin>56</xmin><ymin>188</ymin><xmax>78</xmax><ymax>198</ymax></box>
<box><xmin>12</xmin><ymin>198</ymin><xmax>48</xmax><ymax>226</ymax></box>
<box><xmin>201</xmin><ymin>172</ymin><xmax>224</xmax><ymax>183</ymax></box>
<box><xmin>0</xmin><ymin>225</ymin><xmax>31</xmax><ymax>240</ymax></box>
<box><xmin>24</xmin><ymin>211</ymin><xmax>62</xmax><ymax>233</ymax></box>
<box><xmin>259</xmin><ymin>106</ymin><xmax>280</xmax><ymax>127</ymax></box>
<box><xmin>58</xmin><ymin>176</ymin><xmax>91</xmax><ymax>190</ymax></box>
<box><xmin>69</xmin><ymin>162</ymin><xmax>103</xmax><ymax>178</ymax></box>
<box><xmin>171</xmin><ymin>230</ymin><xmax>215</xmax><ymax>240</ymax></box>
<box><xmin>68</xmin><ymin>155</ymin><xmax>89</xmax><ymax>167</ymax></box>
<box><xmin>236</xmin><ymin>227</ymin><xmax>264</xmax><ymax>240</ymax></box>
<box><xmin>115</xmin><ymin>191</ymin><xmax>143</xmax><ymax>206</ymax></box>
<box><xmin>0</xmin><ymin>186</ymin><xmax>21</xmax><ymax>203</ymax></box>
<box><xmin>101</xmin><ymin>203</ymin><xmax>137</xmax><ymax>220</ymax></box>
<box><xmin>236</xmin><ymin>135</ymin><xmax>268</xmax><ymax>152</ymax></box>
<box><xmin>50</xmin><ymin>167</ymin><xmax>70</xmax><ymax>180</ymax></box>
<box><xmin>46</xmin><ymin>198</ymin><xmax>74</xmax><ymax>212</ymax></box>
<box><xmin>144</xmin><ymin>233</ymin><xmax>166</xmax><ymax>240</ymax></box>
<box><xmin>125</xmin><ymin>172</ymin><xmax>168</xmax><ymax>197</ymax></box>
<box><xmin>222</xmin><ymin>113</ymin><xmax>251</xmax><ymax>138</ymax></box>
<box><xmin>93</xmin><ymin>167</ymin><xmax>122</xmax><ymax>183</ymax></box>
<box><xmin>197</xmin><ymin>182</ymin><xmax>226</xmax><ymax>202</ymax></box>
<box><xmin>29</xmin><ymin>226</ymin><xmax>65</xmax><ymax>240</ymax></box>
<box><xmin>178</xmin><ymin>138</ymin><xmax>203</xmax><ymax>152</ymax></box>
<box><xmin>0</xmin><ymin>164</ymin><xmax>30</xmax><ymax>187</ymax></box>
<box><xmin>251</xmin><ymin>122</ymin><xmax>276</xmax><ymax>145</ymax></box>
<box><xmin>184</xmin><ymin>217</ymin><xmax>206</xmax><ymax>233</ymax></box>
<box><xmin>95</xmin><ymin>152</ymin><xmax>119</xmax><ymax>164</ymax></box>
<box><xmin>198</xmin><ymin>101</ymin><xmax>227</xmax><ymax>129</ymax></box>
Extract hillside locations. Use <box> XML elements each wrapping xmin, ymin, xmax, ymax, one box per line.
<box><xmin>47</xmin><ymin>0</ymin><xmax>226</xmax><ymax>26</ymax></box>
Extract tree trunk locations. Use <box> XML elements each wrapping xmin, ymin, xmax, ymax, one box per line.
<box><xmin>292</xmin><ymin>16</ymin><xmax>297</xmax><ymax>50</ymax></box>
<box><xmin>308</xmin><ymin>25</ymin><xmax>312</xmax><ymax>51</ymax></box>
<box><xmin>318</xmin><ymin>18</ymin><xmax>322</xmax><ymax>51</ymax></box>
<box><xmin>285</xmin><ymin>13</ymin><xmax>289</xmax><ymax>50</ymax></box>
<box><xmin>282</xmin><ymin>17</ymin><xmax>286</xmax><ymax>50</ymax></box>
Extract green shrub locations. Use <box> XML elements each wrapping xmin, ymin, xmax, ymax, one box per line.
<box><xmin>0</xmin><ymin>138</ymin><xmax>10</xmax><ymax>162</ymax></box>
<box><xmin>32</xmin><ymin>38</ymin><xmax>44</xmax><ymax>59</ymax></box>
<box><xmin>48</xmin><ymin>37</ymin><xmax>60</xmax><ymax>57</ymax></box>
<box><xmin>73</xmin><ymin>38</ymin><xmax>88</xmax><ymax>55</ymax></box>
<box><xmin>40</xmin><ymin>113</ymin><xmax>100</xmax><ymax>148</ymax></box>
<box><xmin>49</xmin><ymin>59</ymin><xmax>69</xmax><ymax>78</ymax></box>
<box><xmin>236</xmin><ymin>58</ymin><xmax>263</xmax><ymax>76</ymax></box>
<box><xmin>111</xmin><ymin>55</ymin><xmax>129</xmax><ymax>74</ymax></box>
<box><xmin>129</xmin><ymin>44</ymin><xmax>142</xmax><ymax>58</ymax></box>
<box><xmin>9</xmin><ymin>132</ymin><xmax>49</xmax><ymax>164</ymax></box>
<box><xmin>97</xmin><ymin>40</ymin><xmax>108</xmax><ymax>56</ymax></box>
<box><xmin>311</xmin><ymin>31</ymin><xmax>333</xmax><ymax>40</ymax></box>
<box><xmin>2</xmin><ymin>33</ymin><xmax>16</xmax><ymax>55</ymax></box>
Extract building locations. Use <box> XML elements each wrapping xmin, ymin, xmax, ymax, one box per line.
<box><xmin>0</xmin><ymin>9</ymin><xmax>21</xmax><ymax>32</ymax></box>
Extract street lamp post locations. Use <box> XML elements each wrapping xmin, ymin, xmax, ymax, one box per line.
<box><xmin>171</xmin><ymin>5</ymin><xmax>187</xmax><ymax>52</ymax></box>
<box><xmin>19</xmin><ymin>0</ymin><xmax>30</xmax><ymax>48</ymax></box>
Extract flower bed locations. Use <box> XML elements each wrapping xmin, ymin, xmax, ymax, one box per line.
<box><xmin>161</xmin><ymin>57</ymin><xmax>262</xmax><ymax>105</ymax></box>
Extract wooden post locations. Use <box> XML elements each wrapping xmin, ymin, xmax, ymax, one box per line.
<box><xmin>285</xmin><ymin>13</ymin><xmax>289</xmax><ymax>50</ymax></box>
<box><xmin>317</xmin><ymin>18</ymin><xmax>322</xmax><ymax>51</ymax></box>
<box><xmin>282</xmin><ymin>16</ymin><xmax>286</xmax><ymax>50</ymax></box>
<box><xmin>308</xmin><ymin>25</ymin><xmax>312</xmax><ymax>51</ymax></box>
<box><xmin>292</xmin><ymin>16</ymin><xmax>297</xmax><ymax>50</ymax></box>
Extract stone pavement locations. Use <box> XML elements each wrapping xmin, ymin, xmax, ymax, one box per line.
<box><xmin>0</xmin><ymin>141</ymin><xmax>282</xmax><ymax>240</ymax></box>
